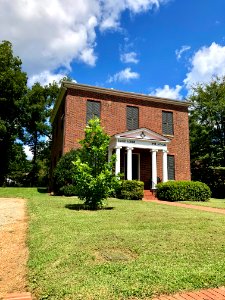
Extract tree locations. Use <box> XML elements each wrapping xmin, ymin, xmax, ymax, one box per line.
<box><xmin>73</xmin><ymin>118</ymin><xmax>118</xmax><ymax>210</ymax></box>
<box><xmin>189</xmin><ymin>76</ymin><xmax>225</xmax><ymax>196</ymax></box>
<box><xmin>22</xmin><ymin>82</ymin><xmax>59</xmax><ymax>186</ymax></box>
<box><xmin>0</xmin><ymin>41</ymin><xmax>27</xmax><ymax>185</ymax></box>
<box><xmin>6</xmin><ymin>143</ymin><xmax>31</xmax><ymax>186</ymax></box>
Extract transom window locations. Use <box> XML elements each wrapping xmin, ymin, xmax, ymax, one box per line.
<box><xmin>127</xmin><ymin>106</ymin><xmax>139</xmax><ymax>130</ymax></box>
<box><xmin>86</xmin><ymin>100</ymin><xmax>100</xmax><ymax>123</ymax></box>
<box><xmin>162</xmin><ymin>111</ymin><xmax>174</xmax><ymax>135</ymax></box>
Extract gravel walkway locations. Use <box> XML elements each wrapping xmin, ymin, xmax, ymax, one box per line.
<box><xmin>0</xmin><ymin>198</ymin><xmax>28</xmax><ymax>299</ymax></box>
<box><xmin>0</xmin><ymin>198</ymin><xmax>26</xmax><ymax>227</ymax></box>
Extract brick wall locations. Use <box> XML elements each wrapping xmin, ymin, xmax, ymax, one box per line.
<box><xmin>50</xmin><ymin>98</ymin><xmax>65</xmax><ymax>185</ymax></box>
<box><xmin>52</xmin><ymin>86</ymin><xmax>191</xmax><ymax>184</ymax></box>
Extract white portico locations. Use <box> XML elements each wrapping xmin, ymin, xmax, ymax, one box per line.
<box><xmin>108</xmin><ymin>128</ymin><xmax>171</xmax><ymax>189</ymax></box>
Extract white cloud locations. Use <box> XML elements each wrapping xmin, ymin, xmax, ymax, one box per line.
<box><xmin>175</xmin><ymin>45</ymin><xmax>191</xmax><ymax>60</ymax></box>
<box><xmin>100</xmin><ymin>0</ymin><xmax>168</xmax><ymax>30</ymax></box>
<box><xmin>28</xmin><ymin>71</ymin><xmax>69</xmax><ymax>87</ymax></box>
<box><xmin>184</xmin><ymin>42</ymin><xmax>225</xmax><ymax>89</ymax></box>
<box><xmin>0</xmin><ymin>0</ymin><xmax>168</xmax><ymax>80</ymax></box>
<box><xmin>108</xmin><ymin>67</ymin><xmax>140</xmax><ymax>83</ymax></box>
<box><xmin>23</xmin><ymin>145</ymin><xmax>33</xmax><ymax>161</ymax></box>
<box><xmin>120</xmin><ymin>51</ymin><xmax>139</xmax><ymax>64</ymax></box>
<box><xmin>151</xmin><ymin>84</ymin><xmax>183</xmax><ymax>100</ymax></box>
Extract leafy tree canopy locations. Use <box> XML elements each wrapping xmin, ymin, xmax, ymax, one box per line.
<box><xmin>21</xmin><ymin>81</ymin><xmax>59</xmax><ymax>186</ymax></box>
<box><xmin>0</xmin><ymin>40</ymin><xmax>27</xmax><ymax>184</ymax></box>
<box><xmin>189</xmin><ymin>76</ymin><xmax>225</xmax><ymax>197</ymax></box>
<box><xmin>73</xmin><ymin>118</ymin><xmax>118</xmax><ymax>210</ymax></box>
<box><xmin>189</xmin><ymin>76</ymin><xmax>225</xmax><ymax>167</ymax></box>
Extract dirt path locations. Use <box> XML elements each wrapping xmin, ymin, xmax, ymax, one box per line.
<box><xmin>0</xmin><ymin>198</ymin><xmax>29</xmax><ymax>299</ymax></box>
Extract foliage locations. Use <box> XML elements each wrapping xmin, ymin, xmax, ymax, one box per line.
<box><xmin>191</xmin><ymin>165</ymin><xmax>225</xmax><ymax>199</ymax></box>
<box><xmin>116</xmin><ymin>180</ymin><xmax>144</xmax><ymax>200</ymax></box>
<box><xmin>73</xmin><ymin>118</ymin><xmax>118</xmax><ymax>209</ymax></box>
<box><xmin>0</xmin><ymin>40</ymin><xmax>27</xmax><ymax>185</ymax></box>
<box><xmin>22</xmin><ymin>82</ymin><xmax>59</xmax><ymax>186</ymax></box>
<box><xmin>189</xmin><ymin>77</ymin><xmax>225</xmax><ymax>196</ymax></box>
<box><xmin>59</xmin><ymin>184</ymin><xmax>78</xmax><ymax>196</ymax></box>
<box><xmin>156</xmin><ymin>180</ymin><xmax>211</xmax><ymax>202</ymax></box>
<box><xmin>5</xmin><ymin>143</ymin><xmax>31</xmax><ymax>186</ymax></box>
<box><xmin>53</xmin><ymin>149</ymin><xmax>80</xmax><ymax>195</ymax></box>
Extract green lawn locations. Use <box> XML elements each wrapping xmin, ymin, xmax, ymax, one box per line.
<box><xmin>1</xmin><ymin>188</ymin><xmax>225</xmax><ymax>300</ymax></box>
<box><xmin>180</xmin><ymin>198</ymin><xmax>225</xmax><ymax>209</ymax></box>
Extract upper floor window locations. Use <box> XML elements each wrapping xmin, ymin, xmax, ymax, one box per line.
<box><xmin>127</xmin><ymin>106</ymin><xmax>139</xmax><ymax>130</ymax></box>
<box><xmin>162</xmin><ymin>111</ymin><xmax>174</xmax><ymax>135</ymax></box>
<box><xmin>86</xmin><ymin>100</ymin><xmax>100</xmax><ymax>123</ymax></box>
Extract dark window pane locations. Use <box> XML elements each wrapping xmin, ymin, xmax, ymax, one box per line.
<box><xmin>162</xmin><ymin>111</ymin><xmax>174</xmax><ymax>135</ymax></box>
<box><xmin>127</xmin><ymin>106</ymin><xmax>139</xmax><ymax>130</ymax></box>
<box><xmin>86</xmin><ymin>100</ymin><xmax>100</xmax><ymax>123</ymax></box>
<box><xmin>167</xmin><ymin>155</ymin><xmax>175</xmax><ymax>180</ymax></box>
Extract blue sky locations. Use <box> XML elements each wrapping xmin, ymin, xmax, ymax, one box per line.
<box><xmin>1</xmin><ymin>0</ymin><xmax>225</xmax><ymax>100</ymax></box>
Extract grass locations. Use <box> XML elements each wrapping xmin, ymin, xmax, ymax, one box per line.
<box><xmin>1</xmin><ymin>188</ymin><xmax>225</xmax><ymax>299</ymax></box>
<box><xmin>180</xmin><ymin>198</ymin><xmax>225</xmax><ymax>209</ymax></box>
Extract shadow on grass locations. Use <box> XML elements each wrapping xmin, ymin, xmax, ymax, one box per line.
<box><xmin>37</xmin><ymin>187</ymin><xmax>48</xmax><ymax>193</ymax></box>
<box><xmin>65</xmin><ymin>204</ymin><xmax>114</xmax><ymax>211</ymax></box>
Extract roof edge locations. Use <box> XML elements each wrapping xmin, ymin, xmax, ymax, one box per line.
<box><xmin>50</xmin><ymin>85</ymin><xmax>67</xmax><ymax>124</ymax></box>
<box><xmin>51</xmin><ymin>81</ymin><xmax>190</xmax><ymax>123</ymax></box>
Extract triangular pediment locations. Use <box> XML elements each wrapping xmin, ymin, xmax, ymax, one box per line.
<box><xmin>114</xmin><ymin>128</ymin><xmax>170</xmax><ymax>142</ymax></box>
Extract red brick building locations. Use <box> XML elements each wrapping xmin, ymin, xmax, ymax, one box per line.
<box><xmin>51</xmin><ymin>81</ymin><xmax>191</xmax><ymax>189</ymax></box>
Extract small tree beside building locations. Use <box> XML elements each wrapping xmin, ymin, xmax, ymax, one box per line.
<box><xmin>73</xmin><ymin>118</ymin><xmax>119</xmax><ymax>210</ymax></box>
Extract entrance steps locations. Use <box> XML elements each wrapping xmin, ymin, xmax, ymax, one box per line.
<box><xmin>143</xmin><ymin>189</ymin><xmax>158</xmax><ymax>201</ymax></box>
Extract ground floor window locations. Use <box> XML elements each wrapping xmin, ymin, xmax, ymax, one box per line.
<box><xmin>167</xmin><ymin>155</ymin><xmax>175</xmax><ymax>180</ymax></box>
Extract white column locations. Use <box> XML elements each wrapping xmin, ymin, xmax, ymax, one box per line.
<box><xmin>108</xmin><ymin>148</ymin><xmax>113</xmax><ymax>163</ymax></box>
<box><xmin>127</xmin><ymin>147</ymin><xmax>133</xmax><ymax>180</ymax></box>
<box><xmin>151</xmin><ymin>150</ymin><xmax>158</xmax><ymax>189</ymax></box>
<box><xmin>115</xmin><ymin>147</ymin><xmax>122</xmax><ymax>175</ymax></box>
<box><xmin>162</xmin><ymin>150</ymin><xmax>168</xmax><ymax>182</ymax></box>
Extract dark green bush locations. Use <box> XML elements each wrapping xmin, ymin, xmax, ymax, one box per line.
<box><xmin>156</xmin><ymin>180</ymin><xmax>211</xmax><ymax>202</ymax></box>
<box><xmin>59</xmin><ymin>184</ymin><xmax>78</xmax><ymax>196</ymax></box>
<box><xmin>53</xmin><ymin>149</ymin><xmax>80</xmax><ymax>195</ymax></box>
<box><xmin>192</xmin><ymin>165</ymin><xmax>225</xmax><ymax>198</ymax></box>
<box><xmin>117</xmin><ymin>180</ymin><xmax>144</xmax><ymax>200</ymax></box>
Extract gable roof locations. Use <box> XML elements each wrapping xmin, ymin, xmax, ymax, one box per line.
<box><xmin>114</xmin><ymin>128</ymin><xmax>171</xmax><ymax>143</ymax></box>
<box><xmin>51</xmin><ymin>81</ymin><xmax>190</xmax><ymax>123</ymax></box>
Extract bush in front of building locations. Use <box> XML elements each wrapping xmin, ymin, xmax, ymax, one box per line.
<box><xmin>53</xmin><ymin>149</ymin><xmax>80</xmax><ymax>196</ymax></box>
<box><xmin>156</xmin><ymin>180</ymin><xmax>211</xmax><ymax>202</ymax></box>
<box><xmin>116</xmin><ymin>180</ymin><xmax>144</xmax><ymax>200</ymax></box>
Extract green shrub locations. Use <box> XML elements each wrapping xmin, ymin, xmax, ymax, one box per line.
<box><xmin>53</xmin><ymin>149</ymin><xmax>80</xmax><ymax>195</ymax></box>
<box><xmin>59</xmin><ymin>184</ymin><xmax>78</xmax><ymax>196</ymax></box>
<box><xmin>156</xmin><ymin>180</ymin><xmax>211</xmax><ymax>202</ymax></box>
<box><xmin>117</xmin><ymin>180</ymin><xmax>144</xmax><ymax>200</ymax></box>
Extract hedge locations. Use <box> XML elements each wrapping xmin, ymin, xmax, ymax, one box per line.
<box><xmin>53</xmin><ymin>149</ymin><xmax>80</xmax><ymax>196</ymax></box>
<box><xmin>116</xmin><ymin>180</ymin><xmax>144</xmax><ymax>200</ymax></box>
<box><xmin>156</xmin><ymin>180</ymin><xmax>211</xmax><ymax>202</ymax></box>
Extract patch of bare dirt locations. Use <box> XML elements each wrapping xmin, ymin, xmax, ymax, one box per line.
<box><xmin>0</xmin><ymin>198</ymin><xmax>28</xmax><ymax>299</ymax></box>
